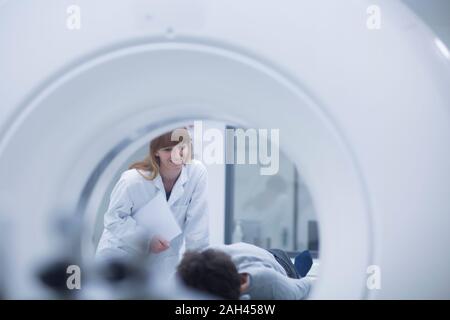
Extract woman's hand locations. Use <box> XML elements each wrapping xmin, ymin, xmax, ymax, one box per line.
<box><xmin>149</xmin><ymin>235</ymin><xmax>170</xmax><ymax>253</ymax></box>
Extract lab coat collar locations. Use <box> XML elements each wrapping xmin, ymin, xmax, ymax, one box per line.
<box><xmin>154</xmin><ymin>165</ymin><xmax>188</xmax><ymax>206</ymax></box>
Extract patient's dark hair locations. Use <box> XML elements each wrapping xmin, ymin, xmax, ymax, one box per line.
<box><xmin>177</xmin><ymin>249</ymin><xmax>241</xmax><ymax>299</ymax></box>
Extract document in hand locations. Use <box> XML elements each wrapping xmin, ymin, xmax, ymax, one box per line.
<box><xmin>133</xmin><ymin>191</ymin><xmax>182</xmax><ymax>242</ymax></box>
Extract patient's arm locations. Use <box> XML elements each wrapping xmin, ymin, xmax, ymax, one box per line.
<box><xmin>247</xmin><ymin>267</ymin><xmax>314</xmax><ymax>300</ymax></box>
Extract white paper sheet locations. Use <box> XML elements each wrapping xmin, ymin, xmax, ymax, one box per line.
<box><xmin>133</xmin><ymin>191</ymin><xmax>182</xmax><ymax>242</ymax></box>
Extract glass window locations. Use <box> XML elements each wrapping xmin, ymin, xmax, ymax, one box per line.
<box><xmin>225</xmin><ymin>126</ymin><xmax>319</xmax><ymax>257</ymax></box>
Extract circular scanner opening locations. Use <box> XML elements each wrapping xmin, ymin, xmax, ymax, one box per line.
<box><xmin>79</xmin><ymin>118</ymin><xmax>321</xmax><ymax>299</ymax></box>
<box><xmin>0</xmin><ymin>41</ymin><xmax>373</xmax><ymax>299</ymax></box>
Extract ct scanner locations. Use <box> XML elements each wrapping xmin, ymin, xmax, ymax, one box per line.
<box><xmin>0</xmin><ymin>0</ymin><xmax>449</xmax><ymax>299</ymax></box>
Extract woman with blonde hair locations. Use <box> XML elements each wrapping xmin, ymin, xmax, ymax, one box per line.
<box><xmin>96</xmin><ymin>128</ymin><xmax>209</xmax><ymax>274</ymax></box>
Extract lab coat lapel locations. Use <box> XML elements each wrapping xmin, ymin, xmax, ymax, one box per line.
<box><xmin>153</xmin><ymin>174</ymin><xmax>165</xmax><ymax>193</ymax></box>
<box><xmin>167</xmin><ymin>165</ymin><xmax>187</xmax><ymax>206</ymax></box>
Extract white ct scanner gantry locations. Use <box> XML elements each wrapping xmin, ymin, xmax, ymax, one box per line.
<box><xmin>0</xmin><ymin>0</ymin><xmax>449</xmax><ymax>299</ymax></box>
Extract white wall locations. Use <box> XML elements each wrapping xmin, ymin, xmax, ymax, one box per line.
<box><xmin>193</xmin><ymin>121</ymin><xmax>226</xmax><ymax>245</ymax></box>
<box><xmin>403</xmin><ymin>0</ymin><xmax>450</xmax><ymax>47</ymax></box>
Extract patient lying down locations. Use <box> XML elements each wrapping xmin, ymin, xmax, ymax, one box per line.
<box><xmin>176</xmin><ymin>242</ymin><xmax>314</xmax><ymax>300</ymax></box>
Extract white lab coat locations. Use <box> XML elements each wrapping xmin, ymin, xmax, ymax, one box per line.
<box><xmin>96</xmin><ymin>159</ymin><xmax>209</xmax><ymax>275</ymax></box>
